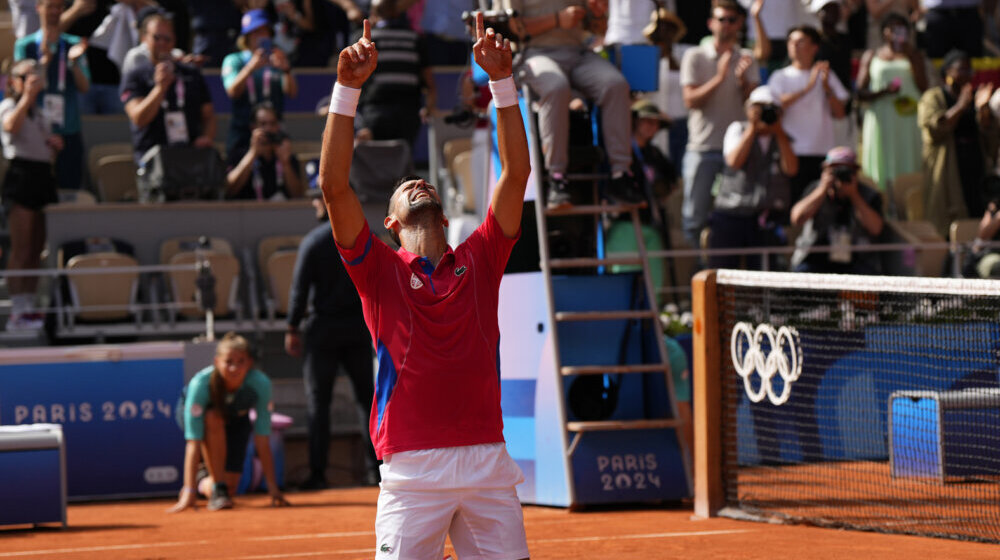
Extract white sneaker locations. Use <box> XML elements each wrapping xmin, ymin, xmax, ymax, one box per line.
<box><xmin>6</xmin><ymin>312</ymin><xmax>44</xmax><ymax>331</ymax></box>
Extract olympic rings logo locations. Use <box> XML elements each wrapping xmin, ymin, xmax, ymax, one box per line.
<box><xmin>730</xmin><ymin>322</ymin><xmax>802</xmax><ymax>406</ymax></box>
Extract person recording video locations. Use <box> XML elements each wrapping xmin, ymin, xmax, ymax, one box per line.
<box><xmin>224</xmin><ymin>102</ymin><xmax>304</xmax><ymax>200</ymax></box>
<box><xmin>790</xmin><ymin>146</ymin><xmax>885</xmax><ymax>275</ymax></box>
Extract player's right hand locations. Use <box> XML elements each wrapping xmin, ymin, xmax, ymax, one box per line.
<box><xmin>337</xmin><ymin>19</ymin><xmax>377</xmax><ymax>89</ymax></box>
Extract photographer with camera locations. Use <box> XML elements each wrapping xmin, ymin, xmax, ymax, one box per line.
<box><xmin>222</xmin><ymin>9</ymin><xmax>298</xmax><ymax>163</ymax></box>
<box><xmin>709</xmin><ymin>85</ymin><xmax>797</xmax><ymax>270</ymax></box>
<box><xmin>224</xmin><ymin>102</ymin><xmax>304</xmax><ymax>200</ymax></box>
<box><xmin>790</xmin><ymin>146</ymin><xmax>885</xmax><ymax>275</ymax></box>
<box><xmin>766</xmin><ymin>25</ymin><xmax>849</xmax><ymax>203</ymax></box>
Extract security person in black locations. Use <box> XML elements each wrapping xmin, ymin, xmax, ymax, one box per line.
<box><xmin>285</xmin><ymin>190</ymin><xmax>376</xmax><ymax>489</ymax></box>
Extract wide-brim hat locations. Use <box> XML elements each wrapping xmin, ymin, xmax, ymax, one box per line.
<box><xmin>643</xmin><ymin>8</ymin><xmax>687</xmax><ymax>44</ymax></box>
<box><xmin>631</xmin><ymin>99</ymin><xmax>671</xmax><ymax>127</ymax></box>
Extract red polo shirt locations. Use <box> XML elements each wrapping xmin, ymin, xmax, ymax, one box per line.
<box><xmin>337</xmin><ymin>209</ymin><xmax>519</xmax><ymax>459</ymax></box>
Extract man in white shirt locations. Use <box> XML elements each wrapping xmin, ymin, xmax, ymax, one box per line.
<box><xmin>766</xmin><ymin>24</ymin><xmax>848</xmax><ymax>203</ymax></box>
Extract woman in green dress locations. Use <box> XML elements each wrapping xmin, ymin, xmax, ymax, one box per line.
<box><xmin>856</xmin><ymin>13</ymin><xmax>928</xmax><ymax>194</ymax></box>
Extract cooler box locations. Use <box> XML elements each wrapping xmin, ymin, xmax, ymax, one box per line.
<box><xmin>889</xmin><ymin>389</ymin><xmax>1000</xmax><ymax>481</ymax></box>
<box><xmin>0</xmin><ymin>424</ymin><xmax>67</xmax><ymax>527</ymax></box>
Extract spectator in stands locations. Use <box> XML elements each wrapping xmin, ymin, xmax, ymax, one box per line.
<box><xmin>353</xmin><ymin>0</ymin><xmax>436</xmax><ymax>150</ymax></box>
<box><xmin>284</xmin><ymin>189</ymin><xmax>377</xmax><ymax>490</ymax></box>
<box><xmin>1</xmin><ymin>60</ymin><xmax>60</xmax><ymax>331</ymax></box>
<box><xmin>790</xmin><ymin>146</ymin><xmax>885</xmax><ymax>274</ymax></box>
<box><xmin>62</xmin><ymin>0</ymin><xmax>125</xmax><ymax>115</ymax></box>
<box><xmin>919</xmin><ymin>50</ymin><xmax>997</xmax><ymax>236</ymax></box>
<box><xmin>14</xmin><ymin>0</ymin><xmax>91</xmax><ymax>191</ymax></box>
<box><xmin>222</xmin><ymin>9</ymin><xmax>298</xmax><ymax>162</ymax></box>
<box><xmin>603</xmin><ymin>0</ymin><xmax>656</xmax><ymax>48</ymax></box>
<box><xmin>629</xmin><ymin>99</ymin><xmax>677</xmax><ymax>212</ymax></box>
<box><xmin>856</xmin><ymin>13</ymin><xmax>927</xmax><ymax>192</ymax></box>
<box><xmin>738</xmin><ymin>0</ymin><xmax>810</xmax><ymax>74</ymax></box>
<box><xmin>168</xmin><ymin>332</ymin><xmax>291</xmax><ymax>512</ymax></box>
<box><xmin>710</xmin><ymin>85</ymin><xmax>797</xmax><ymax>269</ymax></box>
<box><xmin>680</xmin><ymin>0</ymin><xmax>759</xmax><ymax>245</ymax></box>
<box><xmin>186</xmin><ymin>0</ymin><xmax>241</xmax><ymax>66</ymax></box>
<box><xmin>120</xmin><ymin>13</ymin><xmax>216</xmax><ymax>162</ymax></box>
<box><xmin>961</xmin><ymin>199</ymin><xmax>1000</xmax><ymax>278</ymax></box>
<box><xmin>274</xmin><ymin>0</ymin><xmax>337</xmax><ymax>67</ymax></box>
<box><xmin>510</xmin><ymin>0</ymin><xmax>638</xmax><ymax>209</ymax></box>
<box><xmin>863</xmin><ymin>0</ymin><xmax>919</xmax><ymax>49</ymax></box>
<box><xmin>767</xmin><ymin>25</ymin><xmax>849</xmax><ymax>202</ymax></box>
<box><xmin>923</xmin><ymin>0</ymin><xmax>988</xmax><ymax>58</ymax></box>
<box><xmin>814</xmin><ymin>0</ymin><xmax>853</xmax><ymax>90</ymax></box>
<box><xmin>643</xmin><ymin>7</ymin><xmax>691</xmax><ymax>171</ymax></box>
<box><xmin>224</xmin><ymin>103</ymin><xmax>304</xmax><ymax>200</ymax></box>
<box><xmin>9</xmin><ymin>0</ymin><xmax>40</xmax><ymax>40</ymax></box>
<box><xmin>121</xmin><ymin>6</ymin><xmax>202</xmax><ymax>78</ymax></box>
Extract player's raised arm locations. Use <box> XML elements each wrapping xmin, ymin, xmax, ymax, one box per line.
<box><xmin>475</xmin><ymin>12</ymin><xmax>530</xmax><ymax>238</ymax></box>
<box><xmin>319</xmin><ymin>20</ymin><xmax>378</xmax><ymax>249</ymax></box>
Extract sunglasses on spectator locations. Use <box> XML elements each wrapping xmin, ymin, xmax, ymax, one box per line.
<box><xmin>714</xmin><ymin>16</ymin><xmax>739</xmax><ymax>24</ymax></box>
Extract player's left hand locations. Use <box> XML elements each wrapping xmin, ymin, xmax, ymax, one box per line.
<box><xmin>473</xmin><ymin>11</ymin><xmax>512</xmax><ymax>81</ymax></box>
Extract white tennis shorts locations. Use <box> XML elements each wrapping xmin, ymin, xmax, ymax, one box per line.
<box><xmin>374</xmin><ymin>443</ymin><xmax>530</xmax><ymax>560</ymax></box>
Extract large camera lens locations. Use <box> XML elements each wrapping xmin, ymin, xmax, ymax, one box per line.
<box><xmin>760</xmin><ymin>104</ymin><xmax>778</xmax><ymax>125</ymax></box>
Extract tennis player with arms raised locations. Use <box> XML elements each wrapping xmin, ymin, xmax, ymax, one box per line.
<box><xmin>319</xmin><ymin>12</ymin><xmax>531</xmax><ymax>560</ymax></box>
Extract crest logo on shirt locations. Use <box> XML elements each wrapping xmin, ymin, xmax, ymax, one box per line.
<box><xmin>190</xmin><ymin>403</ymin><xmax>203</xmax><ymax>418</ymax></box>
<box><xmin>455</xmin><ymin>265</ymin><xmax>467</xmax><ymax>277</ymax></box>
<box><xmin>410</xmin><ymin>273</ymin><xmax>424</xmax><ymax>290</ymax></box>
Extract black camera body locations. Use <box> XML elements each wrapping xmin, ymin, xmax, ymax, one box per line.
<box><xmin>832</xmin><ymin>165</ymin><xmax>855</xmax><ymax>184</ymax></box>
<box><xmin>759</xmin><ymin>104</ymin><xmax>779</xmax><ymax>125</ymax></box>
<box><xmin>265</xmin><ymin>131</ymin><xmax>288</xmax><ymax>145</ymax></box>
<box><xmin>461</xmin><ymin>9</ymin><xmax>520</xmax><ymax>42</ymax></box>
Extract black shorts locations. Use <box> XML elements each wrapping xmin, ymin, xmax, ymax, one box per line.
<box><xmin>2</xmin><ymin>158</ymin><xmax>59</xmax><ymax>212</ymax></box>
<box><xmin>223</xmin><ymin>413</ymin><xmax>254</xmax><ymax>473</ymax></box>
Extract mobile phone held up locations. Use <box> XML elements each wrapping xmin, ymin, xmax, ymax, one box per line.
<box><xmin>258</xmin><ymin>37</ymin><xmax>273</xmax><ymax>55</ymax></box>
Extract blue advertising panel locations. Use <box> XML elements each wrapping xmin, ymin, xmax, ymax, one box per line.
<box><xmin>0</xmin><ymin>343</ymin><xmax>186</xmax><ymax>499</ymax></box>
<box><xmin>0</xmin><ymin>448</ymin><xmax>63</xmax><ymax>525</ymax></box>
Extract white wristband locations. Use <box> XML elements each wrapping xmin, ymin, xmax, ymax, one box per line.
<box><xmin>328</xmin><ymin>83</ymin><xmax>361</xmax><ymax>116</ymax></box>
<box><xmin>489</xmin><ymin>76</ymin><xmax>518</xmax><ymax>109</ymax></box>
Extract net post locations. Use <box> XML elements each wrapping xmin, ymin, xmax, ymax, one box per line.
<box><xmin>692</xmin><ymin>269</ymin><xmax>722</xmax><ymax>518</ymax></box>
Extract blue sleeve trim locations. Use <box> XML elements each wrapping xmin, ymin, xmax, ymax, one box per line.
<box><xmin>343</xmin><ymin>233</ymin><xmax>373</xmax><ymax>266</ymax></box>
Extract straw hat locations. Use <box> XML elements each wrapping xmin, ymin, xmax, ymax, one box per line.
<box><xmin>643</xmin><ymin>8</ymin><xmax>687</xmax><ymax>44</ymax></box>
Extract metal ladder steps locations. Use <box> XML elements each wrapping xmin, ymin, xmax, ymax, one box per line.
<box><xmin>548</xmin><ymin>256</ymin><xmax>643</xmax><ymax>268</ymax></box>
<box><xmin>544</xmin><ymin>202</ymin><xmax>647</xmax><ymax>217</ymax></box>
<box><xmin>560</xmin><ymin>364</ymin><xmax>669</xmax><ymax>376</ymax></box>
<box><xmin>565</xmin><ymin>418</ymin><xmax>682</xmax><ymax>456</ymax></box>
<box><xmin>554</xmin><ymin>310</ymin><xmax>657</xmax><ymax>322</ymax></box>
<box><xmin>566</xmin><ymin>419</ymin><xmax>681</xmax><ymax>433</ymax></box>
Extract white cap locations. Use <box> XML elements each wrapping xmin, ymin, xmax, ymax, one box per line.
<box><xmin>747</xmin><ymin>85</ymin><xmax>780</xmax><ymax>108</ymax></box>
<box><xmin>810</xmin><ymin>0</ymin><xmax>840</xmax><ymax>12</ymax></box>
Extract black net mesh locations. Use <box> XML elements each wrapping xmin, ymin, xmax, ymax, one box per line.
<box><xmin>716</xmin><ymin>274</ymin><xmax>1000</xmax><ymax>543</ymax></box>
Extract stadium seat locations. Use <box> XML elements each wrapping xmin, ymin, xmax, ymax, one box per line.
<box><xmin>167</xmin><ymin>250</ymin><xmax>241</xmax><ymax>318</ymax></box>
<box><xmin>350</xmin><ymin>140</ymin><xmax>413</xmax><ymax>243</ymax></box>
<box><xmin>450</xmin><ymin>150</ymin><xmax>475</xmax><ymax>213</ymax></box>
<box><xmin>887</xmin><ymin>219</ymin><xmax>947</xmax><ymax>277</ymax></box>
<box><xmin>266</xmin><ymin>250</ymin><xmax>298</xmax><ymax>317</ymax></box>
<box><xmin>95</xmin><ymin>154</ymin><xmax>139</xmax><ymax>202</ymax></box>
<box><xmin>56</xmin><ymin>189</ymin><xmax>98</xmax><ymax>205</ymax></box>
<box><xmin>159</xmin><ymin>236</ymin><xmax>234</xmax><ymax>266</ymax></box>
<box><xmin>905</xmin><ymin>187</ymin><xmax>925</xmax><ymax>221</ymax></box>
<box><xmin>291</xmin><ymin>141</ymin><xmax>322</xmax><ymax>158</ymax></box>
<box><xmin>65</xmin><ymin>252</ymin><xmax>140</xmax><ymax>322</ymax></box>
<box><xmin>257</xmin><ymin>235</ymin><xmax>302</xmax><ymax>282</ymax></box>
<box><xmin>889</xmin><ymin>172</ymin><xmax>923</xmax><ymax>220</ymax></box>
<box><xmin>86</xmin><ymin>142</ymin><xmax>133</xmax><ymax>188</ymax></box>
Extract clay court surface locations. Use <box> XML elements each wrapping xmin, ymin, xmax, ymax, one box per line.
<box><xmin>1</xmin><ymin>487</ymin><xmax>997</xmax><ymax>559</ymax></box>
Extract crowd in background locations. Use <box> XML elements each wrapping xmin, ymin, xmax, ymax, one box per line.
<box><xmin>6</xmin><ymin>0</ymin><xmax>1000</xmax><ymax>317</ymax></box>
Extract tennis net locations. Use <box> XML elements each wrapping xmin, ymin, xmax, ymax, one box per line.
<box><xmin>692</xmin><ymin>270</ymin><xmax>1000</xmax><ymax>543</ymax></box>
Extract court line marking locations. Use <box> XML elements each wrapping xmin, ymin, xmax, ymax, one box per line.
<box><xmin>1</xmin><ymin>529</ymin><xmax>754</xmax><ymax>558</ymax></box>
<box><xmin>229</xmin><ymin>529</ymin><xmax>756</xmax><ymax>559</ymax></box>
